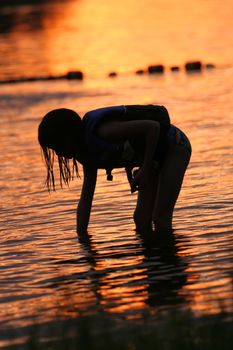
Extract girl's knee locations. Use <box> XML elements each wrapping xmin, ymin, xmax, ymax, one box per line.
<box><xmin>133</xmin><ymin>211</ymin><xmax>152</xmax><ymax>231</ymax></box>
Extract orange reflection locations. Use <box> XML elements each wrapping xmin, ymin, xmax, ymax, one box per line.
<box><xmin>4</xmin><ymin>0</ymin><xmax>233</xmax><ymax>79</ymax></box>
<box><xmin>1</xmin><ymin>1</ymin><xmax>233</xmax><ymax>340</ymax></box>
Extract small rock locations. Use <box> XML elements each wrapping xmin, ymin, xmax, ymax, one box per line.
<box><xmin>135</xmin><ymin>69</ymin><xmax>145</xmax><ymax>75</ymax></box>
<box><xmin>108</xmin><ymin>72</ymin><xmax>118</xmax><ymax>78</ymax></box>
<box><xmin>185</xmin><ymin>61</ymin><xmax>202</xmax><ymax>71</ymax></box>
<box><xmin>148</xmin><ymin>65</ymin><xmax>164</xmax><ymax>74</ymax></box>
<box><xmin>170</xmin><ymin>66</ymin><xmax>180</xmax><ymax>72</ymax></box>
<box><xmin>206</xmin><ymin>63</ymin><xmax>215</xmax><ymax>69</ymax></box>
<box><xmin>66</xmin><ymin>71</ymin><xmax>84</xmax><ymax>80</ymax></box>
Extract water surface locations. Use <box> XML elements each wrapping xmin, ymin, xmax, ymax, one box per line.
<box><xmin>0</xmin><ymin>0</ymin><xmax>232</xmax><ymax>79</ymax></box>
<box><xmin>0</xmin><ymin>68</ymin><xmax>232</xmax><ymax>347</ymax></box>
<box><xmin>0</xmin><ymin>0</ymin><xmax>232</xmax><ymax>348</ymax></box>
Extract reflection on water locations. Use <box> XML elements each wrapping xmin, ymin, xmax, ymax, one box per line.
<box><xmin>137</xmin><ymin>230</ymin><xmax>188</xmax><ymax>309</ymax></box>
<box><xmin>76</xmin><ymin>229</ymin><xmax>189</xmax><ymax>315</ymax></box>
<box><xmin>0</xmin><ymin>69</ymin><xmax>232</xmax><ymax>346</ymax></box>
<box><xmin>0</xmin><ymin>0</ymin><xmax>233</xmax><ymax>79</ymax></box>
<box><xmin>0</xmin><ymin>0</ymin><xmax>233</xmax><ymax>347</ymax></box>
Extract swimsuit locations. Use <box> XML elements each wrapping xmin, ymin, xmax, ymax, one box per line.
<box><xmin>167</xmin><ymin>125</ymin><xmax>192</xmax><ymax>154</ymax></box>
<box><xmin>81</xmin><ymin>106</ymin><xmax>191</xmax><ymax>180</ymax></box>
<box><xmin>82</xmin><ymin>104</ymin><xmax>171</xmax><ymax>169</ymax></box>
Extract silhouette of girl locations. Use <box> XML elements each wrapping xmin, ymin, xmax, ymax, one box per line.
<box><xmin>38</xmin><ymin>105</ymin><xmax>191</xmax><ymax>233</ymax></box>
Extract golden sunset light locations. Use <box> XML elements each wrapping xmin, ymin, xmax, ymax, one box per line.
<box><xmin>0</xmin><ymin>0</ymin><xmax>232</xmax><ymax>348</ymax></box>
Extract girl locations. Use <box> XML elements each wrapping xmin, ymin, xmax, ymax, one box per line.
<box><xmin>38</xmin><ymin>105</ymin><xmax>191</xmax><ymax>233</ymax></box>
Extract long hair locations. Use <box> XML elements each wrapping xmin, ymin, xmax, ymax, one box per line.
<box><xmin>38</xmin><ymin>108</ymin><xmax>83</xmax><ymax>191</ymax></box>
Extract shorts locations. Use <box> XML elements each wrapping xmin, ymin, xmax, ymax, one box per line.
<box><xmin>167</xmin><ymin>125</ymin><xmax>192</xmax><ymax>154</ymax></box>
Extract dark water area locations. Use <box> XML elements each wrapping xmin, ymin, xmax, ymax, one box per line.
<box><xmin>0</xmin><ymin>0</ymin><xmax>69</xmax><ymax>34</ymax></box>
<box><xmin>0</xmin><ymin>5</ymin><xmax>47</xmax><ymax>34</ymax></box>
<box><xmin>0</xmin><ymin>0</ymin><xmax>63</xmax><ymax>7</ymax></box>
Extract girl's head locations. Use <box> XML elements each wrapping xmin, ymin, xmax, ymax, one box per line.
<box><xmin>38</xmin><ymin>108</ymin><xmax>84</xmax><ymax>191</ymax></box>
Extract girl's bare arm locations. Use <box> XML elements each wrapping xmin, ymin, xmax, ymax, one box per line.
<box><xmin>77</xmin><ymin>166</ymin><xmax>98</xmax><ymax>233</ymax></box>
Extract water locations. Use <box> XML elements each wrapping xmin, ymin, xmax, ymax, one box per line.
<box><xmin>0</xmin><ymin>0</ymin><xmax>233</xmax><ymax>80</ymax></box>
<box><xmin>0</xmin><ymin>0</ymin><xmax>233</xmax><ymax>348</ymax></box>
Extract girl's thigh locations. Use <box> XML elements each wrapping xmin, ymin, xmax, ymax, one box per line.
<box><xmin>153</xmin><ymin>144</ymin><xmax>191</xmax><ymax>223</ymax></box>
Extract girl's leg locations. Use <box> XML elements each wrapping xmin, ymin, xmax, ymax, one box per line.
<box><xmin>153</xmin><ymin>144</ymin><xmax>191</xmax><ymax>230</ymax></box>
<box><xmin>134</xmin><ymin>171</ymin><xmax>159</xmax><ymax>231</ymax></box>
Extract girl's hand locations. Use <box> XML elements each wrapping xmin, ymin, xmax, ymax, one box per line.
<box><xmin>130</xmin><ymin>162</ymin><xmax>158</xmax><ymax>193</ymax></box>
<box><xmin>96</xmin><ymin>118</ymin><xmax>160</xmax><ymax>193</ymax></box>
<box><xmin>130</xmin><ymin>166</ymin><xmax>148</xmax><ymax>193</ymax></box>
